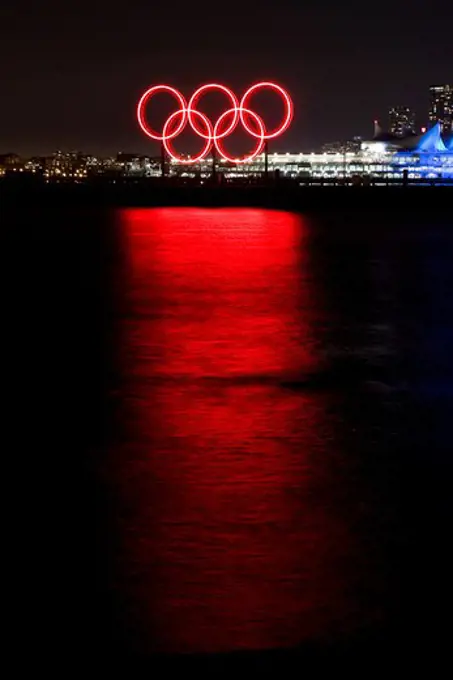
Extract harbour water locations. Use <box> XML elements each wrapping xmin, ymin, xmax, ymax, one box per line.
<box><xmin>5</xmin><ymin>206</ymin><xmax>453</xmax><ymax>667</ymax></box>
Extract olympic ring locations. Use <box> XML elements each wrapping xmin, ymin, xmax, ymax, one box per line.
<box><xmin>163</xmin><ymin>109</ymin><xmax>213</xmax><ymax>164</ymax></box>
<box><xmin>188</xmin><ymin>83</ymin><xmax>239</xmax><ymax>140</ymax></box>
<box><xmin>137</xmin><ymin>85</ymin><xmax>187</xmax><ymax>141</ymax></box>
<box><xmin>214</xmin><ymin>107</ymin><xmax>265</xmax><ymax>164</ymax></box>
<box><xmin>241</xmin><ymin>82</ymin><xmax>293</xmax><ymax>140</ymax></box>
<box><xmin>137</xmin><ymin>81</ymin><xmax>294</xmax><ymax>164</ymax></box>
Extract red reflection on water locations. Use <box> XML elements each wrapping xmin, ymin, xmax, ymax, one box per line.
<box><xmin>112</xmin><ymin>208</ymin><xmax>361</xmax><ymax>654</ymax></box>
<box><xmin>122</xmin><ymin>208</ymin><xmax>320</xmax><ymax>379</ymax></box>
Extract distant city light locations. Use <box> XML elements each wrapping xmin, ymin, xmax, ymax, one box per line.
<box><xmin>1</xmin><ymin>82</ymin><xmax>452</xmax><ymax>182</ymax></box>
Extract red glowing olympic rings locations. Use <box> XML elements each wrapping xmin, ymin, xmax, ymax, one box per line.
<box><xmin>136</xmin><ymin>81</ymin><xmax>294</xmax><ymax>164</ymax></box>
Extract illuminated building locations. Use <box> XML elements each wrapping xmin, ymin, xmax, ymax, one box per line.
<box><xmin>321</xmin><ymin>137</ymin><xmax>362</xmax><ymax>153</ymax></box>
<box><xmin>389</xmin><ymin>106</ymin><xmax>415</xmax><ymax>136</ymax></box>
<box><xmin>429</xmin><ymin>85</ymin><xmax>452</xmax><ymax>135</ymax></box>
<box><xmin>166</xmin><ymin>124</ymin><xmax>453</xmax><ymax>182</ymax></box>
<box><xmin>44</xmin><ymin>151</ymin><xmax>88</xmax><ymax>179</ymax></box>
<box><xmin>0</xmin><ymin>153</ymin><xmax>22</xmax><ymax>167</ymax></box>
<box><xmin>116</xmin><ymin>153</ymin><xmax>158</xmax><ymax>177</ymax></box>
<box><xmin>0</xmin><ymin>153</ymin><xmax>25</xmax><ymax>175</ymax></box>
<box><xmin>2</xmin><ymin>124</ymin><xmax>452</xmax><ymax>185</ymax></box>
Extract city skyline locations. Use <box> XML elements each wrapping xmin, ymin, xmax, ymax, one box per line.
<box><xmin>0</xmin><ymin>0</ymin><xmax>451</xmax><ymax>155</ymax></box>
<box><xmin>1</xmin><ymin>82</ymin><xmax>450</xmax><ymax>159</ymax></box>
<box><xmin>2</xmin><ymin>120</ymin><xmax>452</xmax><ymax>184</ymax></box>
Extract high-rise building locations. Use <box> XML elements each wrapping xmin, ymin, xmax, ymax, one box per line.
<box><xmin>429</xmin><ymin>85</ymin><xmax>452</xmax><ymax>134</ymax></box>
<box><xmin>389</xmin><ymin>106</ymin><xmax>416</xmax><ymax>136</ymax></box>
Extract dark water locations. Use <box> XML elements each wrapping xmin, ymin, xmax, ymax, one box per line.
<box><xmin>5</xmin><ymin>206</ymin><xmax>453</xmax><ymax>667</ymax></box>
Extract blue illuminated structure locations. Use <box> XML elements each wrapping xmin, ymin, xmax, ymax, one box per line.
<box><xmin>414</xmin><ymin>123</ymin><xmax>447</xmax><ymax>152</ymax></box>
<box><xmin>392</xmin><ymin>123</ymin><xmax>453</xmax><ymax>179</ymax></box>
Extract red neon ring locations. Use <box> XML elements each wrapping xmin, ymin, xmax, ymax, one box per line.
<box><xmin>240</xmin><ymin>81</ymin><xmax>293</xmax><ymax>140</ymax></box>
<box><xmin>137</xmin><ymin>81</ymin><xmax>294</xmax><ymax>163</ymax></box>
<box><xmin>214</xmin><ymin>107</ymin><xmax>265</xmax><ymax>164</ymax></box>
<box><xmin>187</xmin><ymin>83</ymin><xmax>239</xmax><ymax>140</ymax></box>
<box><xmin>137</xmin><ymin>85</ymin><xmax>187</xmax><ymax>141</ymax></box>
<box><xmin>163</xmin><ymin>108</ymin><xmax>213</xmax><ymax>164</ymax></box>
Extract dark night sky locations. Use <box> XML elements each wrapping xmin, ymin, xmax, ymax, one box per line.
<box><xmin>0</xmin><ymin>0</ymin><xmax>451</xmax><ymax>155</ymax></box>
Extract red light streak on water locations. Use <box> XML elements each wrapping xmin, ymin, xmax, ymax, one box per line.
<box><xmin>108</xmin><ymin>208</ymin><xmax>366</xmax><ymax>654</ymax></box>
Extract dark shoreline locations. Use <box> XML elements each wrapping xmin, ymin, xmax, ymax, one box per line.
<box><xmin>1</xmin><ymin>178</ymin><xmax>452</xmax><ymax>212</ymax></box>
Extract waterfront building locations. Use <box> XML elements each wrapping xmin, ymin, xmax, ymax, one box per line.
<box><xmin>2</xmin><ymin>124</ymin><xmax>452</xmax><ymax>184</ymax></box>
<box><xmin>166</xmin><ymin>123</ymin><xmax>453</xmax><ymax>182</ymax></box>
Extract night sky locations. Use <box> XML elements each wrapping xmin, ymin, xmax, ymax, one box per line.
<box><xmin>0</xmin><ymin>0</ymin><xmax>451</xmax><ymax>155</ymax></box>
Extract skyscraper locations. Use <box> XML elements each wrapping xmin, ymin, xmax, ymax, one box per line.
<box><xmin>429</xmin><ymin>85</ymin><xmax>452</xmax><ymax>135</ymax></box>
<box><xmin>389</xmin><ymin>106</ymin><xmax>416</xmax><ymax>136</ymax></box>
